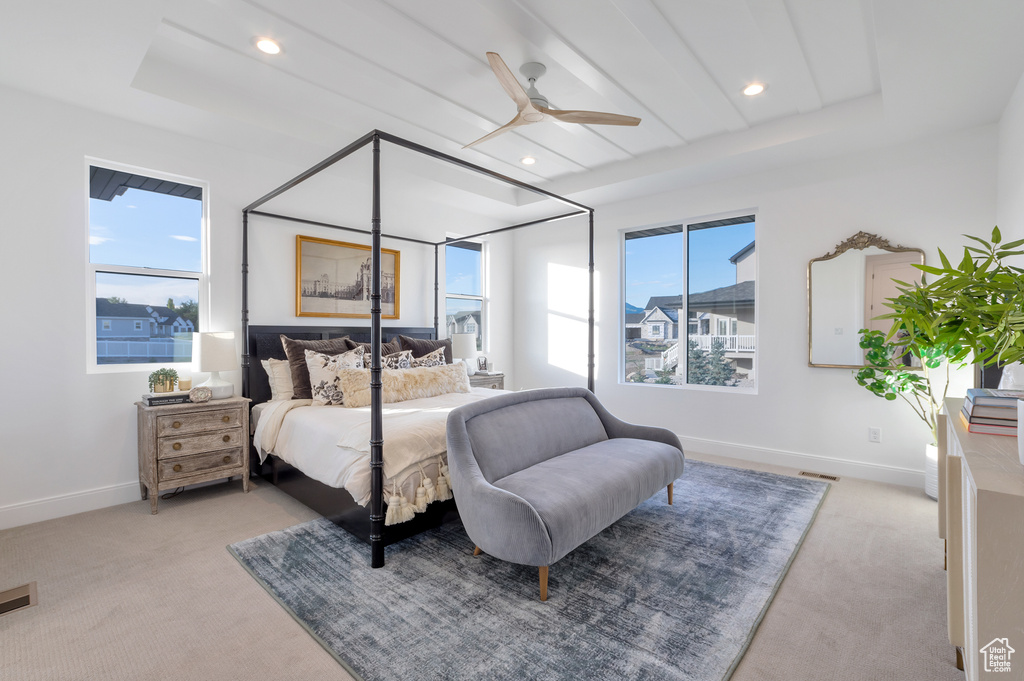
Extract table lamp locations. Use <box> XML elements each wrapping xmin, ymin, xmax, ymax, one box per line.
<box><xmin>451</xmin><ymin>333</ymin><xmax>478</xmax><ymax>376</ymax></box>
<box><xmin>195</xmin><ymin>331</ymin><xmax>237</xmax><ymax>399</ymax></box>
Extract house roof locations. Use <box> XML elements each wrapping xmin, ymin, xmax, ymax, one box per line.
<box><xmin>625</xmin><ymin>313</ymin><xmax>645</xmax><ymax>325</ymax></box>
<box><xmin>729</xmin><ymin>241</ymin><xmax>755</xmax><ymax>264</ymax></box>
<box><xmin>687</xmin><ymin>281</ymin><xmax>755</xmax><ymax>311</ymax></box>
<box><xmin>95</xmin><ymin>298</ymin><xmax>181</xmax><ymax>322</ymax></box>
<box><xmin>641</xmin><ymin>306</ymin><xmax>679</xmax><ymax>324</ymax></box>
<box><xmin>644</xmin><ymin>295</ymin><xmax>682</xmax><ymax>311</ymax></box>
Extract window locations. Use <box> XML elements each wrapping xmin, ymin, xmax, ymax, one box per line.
<box><xmin>445</xmin><ymin>241</ymin><xmax>484</xmax><ymax>351</ymax></box>
<box><xmin>623</xmin><ymin>215</ymin><xmax>756</xmax><ymax>389</ymax></box>
<box><xmin>87</xmin><ymin>162</ymin><xmax>206</xmax><ymax>370</ymax></box>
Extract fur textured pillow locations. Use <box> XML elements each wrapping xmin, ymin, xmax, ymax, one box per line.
<box><xmin>305</xmin><ymin>346</ymin><xmax>365</xmax><ymax>406</ymax></box>
<box><xmin>398</xmin><ymin>335</ymin><xmax>453</xmax><ymax>364</ymax></box>
<box><xmin>280</xmin><ymin>335</ymin><xmax>349</xmax><ymax>400</ymax></box>
<box><xmin>337</xmin><ymin>362</ymin><xmax>470</xmax><ymax>408</ymax></box>
<box><xmin>260</xmin><ymin>358</ymin><xmax>294</xmax><ymax>401</ymax></box>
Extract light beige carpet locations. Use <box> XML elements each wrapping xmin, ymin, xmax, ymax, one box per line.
<box><xmin>0</xmin><ymin>453</ymin><xmax>962</xmax><ymax>681</ymax></box>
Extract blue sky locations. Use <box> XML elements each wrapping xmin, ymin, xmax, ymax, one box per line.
<box><xmin>90</xmin><ymin>188</ymin><xmax>202</xmax><ymax>306</ymax></box>
<box><xmin>624</xmin><ymin>222</ymin><xmax>755</xmax><ymax>309</ymax></box>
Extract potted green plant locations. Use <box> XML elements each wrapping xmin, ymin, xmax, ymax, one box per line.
<box><xmin>854</xmin><ymin>330</ymin><xmax>953</xmax><ymax>446</ymax></box>
<box><xmin>148</xmin><ymin>368</ymin><xmax>180</xmax><ymax>393</ymax></box>
<box><xmin>881</xmin><ymin>227</ymin><xmax>1024</xmax><ymax>367</ymax></box>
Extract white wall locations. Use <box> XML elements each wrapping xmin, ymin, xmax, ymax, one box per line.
<box><xmin>515</xmin><ymin>125</ymin><xmax>997</xmax><ymax>487</ymax></box>
<box><xmin>0</xmin><ymin>86</ymin><xmax>517</xmax><ymax>528</ymax></box>
<box><xmin>998</xmin><ymin>70</ymin><xmax>1024</xmax><ymax>231</ymax></box>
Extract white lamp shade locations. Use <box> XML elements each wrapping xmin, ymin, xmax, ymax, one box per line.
<box><xmin>451</xmin><ymin>333</ymin><xmax>478</xmax><ymax>360</ymax></box>
<box><xmin>195</xmin><ymin>332</ymin><xmax>237</xmax><ymax>372</ymax></box>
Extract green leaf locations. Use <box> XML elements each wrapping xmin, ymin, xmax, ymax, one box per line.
<box><xmin>993</xmin><ymin>226</ymin><xmax>1002</xmax><ymax>244</ymax></box>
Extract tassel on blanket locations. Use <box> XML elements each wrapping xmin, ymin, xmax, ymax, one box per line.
<box><xmin>412</xmin><ymin>479</ymin><xmax>428</xmax><ymax>513</ymax></box>
<box><xmin>398</xmin><ymin>493</ymin><xmax>416</xmax><ymax>522</ymax></box>
<box><xmin>436</xmin><ymin>456</ymin><xmax>453</xmax><ymax>502</ymax></box>
<box><xmin>385</xmin><ymin>483</ymin><xmax>402</xmax><ymax>526</ymax></box>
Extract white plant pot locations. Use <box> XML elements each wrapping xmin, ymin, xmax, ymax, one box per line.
<box><xmin>1018</xmin><ymin>400</ymin><xmax>1024</xmax><ymax>466</ymax></box>
<box><xmin>924</xmin><ymin>443</ymin><xmax>938</xmax><ymax>501</ymax></box>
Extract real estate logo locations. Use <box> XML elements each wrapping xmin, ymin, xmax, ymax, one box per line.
<box><xmin>980</xmin><ymin>637</ymin><xmax>1015</xmax><ymax>673</ymax></box>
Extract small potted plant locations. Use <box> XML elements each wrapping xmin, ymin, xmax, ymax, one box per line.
<box><xmin>148</xmin><ymin>368</ymin><xmax>180</xmax><ymax>393</ymax></box>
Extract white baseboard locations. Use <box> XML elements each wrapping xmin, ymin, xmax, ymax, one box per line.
<box><xmin>676</xmin><ymin>434</ymin><xmax>925</xmax><ymax>489</ymax></box>
<box><xmin>0</xmin><ymin>482</ymin><xmax>140</xmax><ymax>531</ymax></box>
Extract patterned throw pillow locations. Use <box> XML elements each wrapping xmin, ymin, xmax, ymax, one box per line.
<box><xmin>382</xmin><ymin>350</ymin><xmax>413</xmax><ymax>370</ymax></box>
<box><xmin>305</xmin><ymin>346</ymin><xmax>365</xmax><ymax>406</ymax></box>
<box><xmin>410</xmin><ymin>346</ymin><xmax>446</xmax><ymax>368</ymax></box>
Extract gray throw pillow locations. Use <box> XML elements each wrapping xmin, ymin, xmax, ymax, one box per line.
<box><xmin>280</xmin><ymin>334</ymin><xmax>349</xmax><ymax>400</ymax></box>
<box><xmin>398</xmin><ymin>335</ymin><xmax>453</xmax><ymax>364</ymax></box>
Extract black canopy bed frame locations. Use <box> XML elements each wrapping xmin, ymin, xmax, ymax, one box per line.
<box><xmin>241</xmin><ymin>130</ymin><xmax>594</xmax><ymax>568</ymax></box>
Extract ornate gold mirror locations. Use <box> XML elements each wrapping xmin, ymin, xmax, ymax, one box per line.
<box><xmin>808</xmin><ymin>232</ymin><xmax>924</xmax><ymax>368</ymax></box>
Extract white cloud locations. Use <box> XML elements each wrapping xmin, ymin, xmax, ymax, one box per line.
<box><xmin>89</xmin><ymin>236</ymin><xmax>112</xmax><ymax>245</ymax></box>
<box><xmin>170</xmin><ymin>235</ymin><xmax>198</xmax><ymax>242</ymax></box>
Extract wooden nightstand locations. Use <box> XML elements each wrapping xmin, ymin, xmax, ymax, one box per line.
<box><xmin>136</xmin><ymin>396</ymin><xmax>251</xmax><ymax>514</ymax></box>
<box><xmin>469</xmin><ymin>373</ymin><xmax>504</xmax><ymax>390</ymax></box>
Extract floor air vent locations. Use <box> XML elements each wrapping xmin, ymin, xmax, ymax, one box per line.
<box><xmin>0</xmin><ymin>582</ymin><xmax>37</xmax><ymax>617</ymax></box>
<box><xmin>799</xmin><ymin>471</ymin><xmax>839</xmax><ymax>481</ymax></box>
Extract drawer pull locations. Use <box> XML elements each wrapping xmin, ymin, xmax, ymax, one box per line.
<box><xmin>222</xmin><ymin>455</ymin><xmax>232</xmax><ymax>464</ymax></box>
<box><xmin>222</xmin><ymin>435</ymin><xmax>231</xmax><ymax>443</ymax></box>
<box><xmin>222</xmin><ymin>415</ymin><xmax>231</xmax><ymax>423</ymax></box>
<box><xmin>172</xmin><ymin>421</ymin><xmax>182</xmax><ymax>429</ymax></box>
<box><xmin>173</xmin><ymin>464</ymin><xmax>183</xmax><ymax>472</ymax></box>
<box><xmin>173</xmin><ymin>443</ymin><xmax>182</xmax><ymax>451</ymax></box>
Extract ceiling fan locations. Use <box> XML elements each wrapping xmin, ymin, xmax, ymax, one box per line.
<box><xmin>463</xmin><ymin>52</ymin><xmax>641</xmax><ymax>149</ymax></box>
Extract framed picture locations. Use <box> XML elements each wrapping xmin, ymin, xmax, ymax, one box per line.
<box><xmin>296</xmin><ymin>235</ymin><xmax>400</xmax><ymax>319</ymax></box>
<box><xmin>477</xmin><ymin>356</ymin><xmax>488</xmax><ymax>371</ymax></box>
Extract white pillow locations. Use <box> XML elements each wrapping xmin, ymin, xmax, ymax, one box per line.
<box><xmin>305</xmin><ymin>346</ymin><xmax>365</xmax><ymax>406</ymax></box>
<box><xmin>261</xmin><ymin>358</ymin><xmax>294</xmax><ymax>401</ymax></box>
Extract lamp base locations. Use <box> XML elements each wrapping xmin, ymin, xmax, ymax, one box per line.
<box><xmin>459</xmin><ymin>360</ymin><xmax>477</xmax><ymax>376</ymax></box>
<box><xmin>198</xmin><ymin>372</ymin><xmax>233</xmax><ymax>400</ymax></box>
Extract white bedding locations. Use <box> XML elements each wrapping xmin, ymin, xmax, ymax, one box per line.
<box><xmin>252</xmin><ymin>388</ymin><xmax>504</xmax><ymax>515</ymax></box>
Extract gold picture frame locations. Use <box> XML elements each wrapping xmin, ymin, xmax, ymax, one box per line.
<box><xmin>296</xmin><ymin>235</ymin><xmax>400</xmax><ymax>319</ymax></box>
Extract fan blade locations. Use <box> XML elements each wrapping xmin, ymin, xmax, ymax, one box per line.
<box><xmin>486</xmin><ymin>52</ymin><xmax>530</xmax><ymax>110</ymax></box>
<box><xmin>542</xmin><ymin>108</ymin><xmax>641</xmax><ymax>126</ymax></box>
<box><xmin>462</xmin><ymin>115</ymin><xmax>530</xmax><ymax>149</ymax></box>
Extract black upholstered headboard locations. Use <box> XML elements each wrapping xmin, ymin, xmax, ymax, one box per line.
<box><xmin>244</xmin><ymin>324</ymin><xmax>437</xmax><ymax>407</ymax></box>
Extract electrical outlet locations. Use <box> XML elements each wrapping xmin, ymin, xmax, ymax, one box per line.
<box><xmin>868</xmin><ymin>427</ymin><xmax>881</xmax><ymax>443</ymax></box>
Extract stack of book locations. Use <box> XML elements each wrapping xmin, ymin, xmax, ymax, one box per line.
<box><xmin>141</xmin><ymin>391</ymin><xmax>191</xmax><ymax>407</ymax></box>
<box><xmin>959</xmin><ymin>388</ymin><xmax>1024</xmax><ymax>436</ymax></box>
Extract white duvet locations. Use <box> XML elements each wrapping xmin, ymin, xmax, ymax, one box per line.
<box><xmin>252</xmin><ymin>388</ymin><xmax>504</xmax><ymax>512</ymax></box>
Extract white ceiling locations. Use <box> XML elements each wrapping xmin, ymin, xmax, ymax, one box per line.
<box><xmin>3</xmin><ymin>0</ymin><xmax>1024</xmax><ymax>212</ymax></box>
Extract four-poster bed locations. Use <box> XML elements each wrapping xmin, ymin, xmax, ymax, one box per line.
<box><xmin>241</xmin><ymin>130</ymin><xmax>595</xmax><ymax>567</ymax></box>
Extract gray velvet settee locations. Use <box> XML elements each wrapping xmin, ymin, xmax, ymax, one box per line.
<box><xmin>445</xmin><ymin>386</ymin><xmax>685</xmax><ymax>600</ymax></box>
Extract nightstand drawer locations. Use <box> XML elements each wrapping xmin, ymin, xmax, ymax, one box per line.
<box><xmin>156</xmin><ymin>409</ymin><xmax>240</xmax><ymax>437</ymax></box>
<box><xmin>158</xmin><ymin>448</ymin><xmax>243</xmax><ymax>481</ymax></box>
<box><xmin>157</xmin><ymin>428</ymin><xmax>244</xmax><ymax>459</ymax></box>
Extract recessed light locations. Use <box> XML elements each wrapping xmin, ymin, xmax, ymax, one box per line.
<box><xmin>520</xmin><ymin>156</ymin><xmax>536</xmax><ymax>165</ymax></box>
<box><xmin>256</xmin><ymin>38</ymin><xmax>282</xmax><ymax>55</ymax></box>
<box><xmin>743</xmin><ymin>83</ymin><xmax>766</xmax><ymax>96</ymax></box>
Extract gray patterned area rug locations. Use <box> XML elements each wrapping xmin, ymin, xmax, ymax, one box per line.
<box><xmin>229</xmin><ymin>460</ymin><xmax>828</xmax><ymax>681</ymax></box>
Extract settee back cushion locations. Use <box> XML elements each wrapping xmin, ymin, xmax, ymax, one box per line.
<box><xmin>467</xmin><ymin>396</ymin><xmax>609</xmax><ymax>482</ymax></box>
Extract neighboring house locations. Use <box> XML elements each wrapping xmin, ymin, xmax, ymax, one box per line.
<box><xmin>624</xmin><ymin>312</ymin><xmax>644</xmax><ymax>339</ymax></box>
<box><xmin>95</xmin><ymin>299</ymin><xmax>195</xmax><ymax>364</ymax></box>
<box><xmin>446</xmin><ymin>310</ymin><xmax>481</xmax><ymax>338</ymax></box>
<box><xmin>639</xmin><ymin>241</ymin><xmax>756</xmax><ymax>378</ymax></box>
<box><xmin>639</xmin><ymin>306</ymin><xmax>678</xmax><ymax>341</ymax></box>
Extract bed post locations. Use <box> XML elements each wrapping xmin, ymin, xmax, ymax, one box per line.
<box><xmin>369</xmin><ymin>133</ymin><xmax>385</xmax><ymax>569</ymax></box>
<box><xmin>433</xmin><ymin>244</ymin><xmax>439</xmax><ymax>339</ymax></box>
<box><xmin>241</xmin><ymin>210</ymin><xmax>251</xmax><ymax>399</ymax></box>
<box><xmin>588</xmin><ymin>209</ymin><xmax>595</xmax><ymax>394</ymax></box>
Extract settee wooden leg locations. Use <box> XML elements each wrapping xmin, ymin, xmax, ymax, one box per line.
<box><xmin>539</xmin><ymin>566</ymin><xmax>549</xmax><ymax>602</ymax></box>
<box><xmin>473</xmin><ymin>546</ymin><xmax>482</xmax><ymax>557</ymax></box>
<box><xmin>668</xmin><ymin>482</ymin><xmax>674</xmax><ymax>505</ymax></box>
